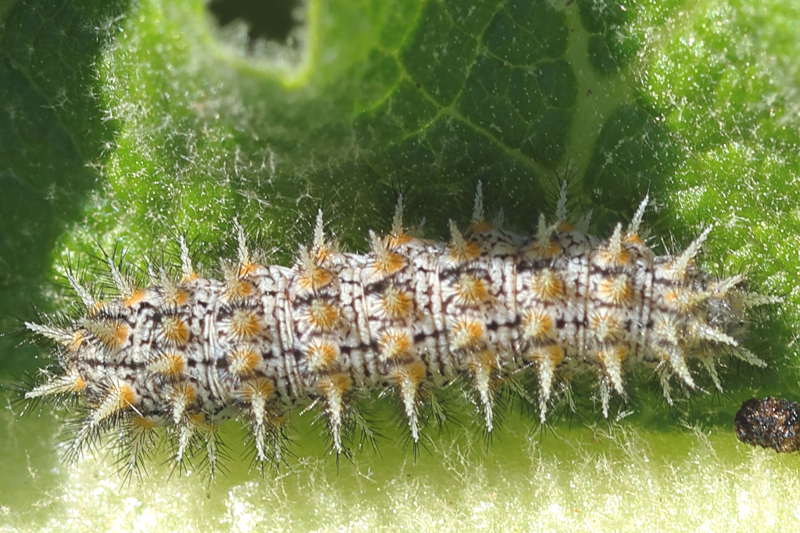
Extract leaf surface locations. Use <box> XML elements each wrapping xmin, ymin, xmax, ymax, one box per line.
<box><xmin>1</xmin><ymin>0</ymin><xmax>799</xmax><ymax>528</ymax></box>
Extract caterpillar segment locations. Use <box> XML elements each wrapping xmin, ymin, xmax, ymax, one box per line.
<box><xmin>25</xmin><ymin>186</ymin><xmax>773</xmax><ymax>472</ymax></box>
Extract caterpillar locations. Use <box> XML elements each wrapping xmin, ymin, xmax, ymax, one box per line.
<box><xmin>24</xmin><ymin>185</ymin><xmax>772</xmax><ymax>476</ymax></box>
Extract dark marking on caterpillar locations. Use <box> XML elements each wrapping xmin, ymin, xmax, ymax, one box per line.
<box><xmin>735</xmin><ymin>397</ymin><xmax>800</xmax><ymax>453</ymax></box>
<box><xmin>23</xmin><ymin>184</ymin><xmax>776</xmax><ymax>477</ymax></box>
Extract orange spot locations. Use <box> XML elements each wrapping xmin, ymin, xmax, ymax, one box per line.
<box><xmin>469</xmin><ymin>349</ymin><xmax>497</xmax><ymax>373</ymax></box>
<box><xmin>163</xmin><ymin>317</ymin><xmax>190</xmax><ymax>346</ymax></box>
<box><xmin>456</xmin><ymin>275</ymin><xmax>490</xmax><ymax>305</ymax></box>
<box><xmin>598</xmin><ymin>276</ymin><xmax>633</xmax><ymax>305</ymax></box>
<box><xmin>306</xmin><ymin>340</ymin><xmax>339</xmax><ymax>371</ymax></box>
<box><xmin>545</xmin><ymin>241</ymin><xmax>562</xmax><ymax>257</ymax></box>
<box><xmin>168</xmin><ymin>288</ymin><xmax>191</xmax><ymax>306</ymax></box>
<box><xmin>90</xmin><ymin>382</ymin><xmax>136</xmax><ymax>422</ymax></box>
<box><xmin>311</xmin><ymin>243</ymin><xmax>339</xmax><ymax>265</ymax></box>
<box><xmin>392</xmin><ymin>361</ymin><xmax>427</xmax><ymax>385</ymax></box>
<box><xmin>664</xmin><ymin>288</ymin><xmax>699</xmax><ymax>312</ymax></box>
<box><xmin>181</xmin><ymin>272</ymin><xmax>199</xmax><ymax>283</ymax></box>
<box><xmin>558</xmin><ymin>222</ymin><xmax>575</xmax><ymax>232</ymax></box>
<box><xmin>188</xmin><ymin>412</ymin><xmax>212</xmax><ymax>429</ymax></box>
<box><xmin>118</xmin><ymin>383</ymin><xmax>136</xmax><ymax>408</ymax></box>
<box><xmin>165</xmin><ymin>353</ymin><xmax>186</xmax><ymax>376</ymax></box>
<box><xmin>314</xmin><ymin>245</ymin><xmax>334</xmax><ymax>265</ymax></box>
<box><xmin>72</xmin><ymin>374</ymin><xmax>87</xmax><ymax>392</ymax></box>
<box><xmin>388</xmin><ymin>232</ymin><xmax>413</xmax><ymax>248</ymax></box>
<box><xmin>131</xmin><ymin>415</ymin><xmax>158</xmax><ymax>431</ymax></box>
<box><xmin>317</xmin><ymin>373</ymin><xmax>352</xmax><ymax>396</ymax></box>
<box><xmin>238</xmin><ymin>262</ymin><xmax>261</xmax><ymax>278</ymax></box>
<box><xmin>242</xmin><ymin>378</ymin><xmax>274</xmax><ymax>401</ymax></box>
<box><xmin>297</xmin><ymin>266</ymin><xmax>334</xmax><ymax>291</ymax></box>
<box><xmin>231</xmin><ymin>309</ymin><xmax>262</xmax><ymax>339</ymax></box>
<box><xmin>152</xmin><ymin>352</ymin><xmax>186</xmax><ymax>377</ymax></box>
<box><xmin>597</xmin><ymin>345</ymin><xmax>629</xmax><ymax>365</ymax></box>
<box><xmin>527</xmin><ymin>344</ymin><xmax>565</xmax><ymax>366</ymax></box>
<box><xmin>590</xmin><ymin>311</ymin><xmax>622</xmax><ymax>341</ymax></box>
<box><xmin>624</xmin><ymin>233</ymin><xmax>644</xmax><ymax>245</ymax></box>
<box><xmin>307</xmin><ymin>300</ymin><xmax>340</xmax><ymax>331</ymax></box>
<box><xmin>451</xmin><ymin>319</ymin><xmax>486</xmax><ymax>350</ymax></box>
<box><xmin>94</xmin><ymin>321</ymin><xmax>129</xmax><ymax>350</ymax></box>
<box><xmin>123</xmin><ymin>288</ymin><xmax>147</xmax><ymax>307</ymax></box>
<box><xmin>373</xmin><ymin>251</ymin><xmax>407</xmax><ymax>275</ymax></box>
<box><xmin>531</xmin><ymin>270</ymin><xmax>564</xmax><ymax>302</ymax></box>
<box><xmin>449</xmin><ymin>241</ymin><xmax>481</xmax><ymax>263</ymax></box>
<box><xmin>67</xmin><ymin>330</ymin><xmax>85</xmax><ymax>352</ymax></box>
<box><xmin>87</xmin><ymin>301</ymin><xmax>107</xmax><ymax>317</ymax></box>
<box><xmin>379</xmin><ymin>330</ymin><xmax>413</xmax><ymax>360</ymax></box>
<box><xmin>229</xmin><ymin>348</ymin><xmax>261</xmax><ymax>376</ymax></box>
<box><xmin>227</xmin><ymin>279</ymin><xmax>256</xmax><ymax>300</ymax></box>
<box><xmin>598</xmin><ymin>248</ymin><xmax>632</xmax><ymax>266</ymax></box>
<box><xmin>470</xmin><ymin>220</ymin><xmax>493</xmax><ymax>233</ymax></box>
<box><xmin>174</xmin><ymin>382</ymin><xmax>196</xmax><ymax>403</ymax></box>
<box><xmin>523</xmin><ymin>310</ymin><xmax>553</xmax><ymax>340</ymax></box>
<box><xmin>381</xmin><ymin>287</ymin><xmax>414</xmax><ymax>319</ymax></box>
<box><xmin>113</xmin><ymin>323</ymin><xmax>130</xmax><ymax>347</ymax></box>
<box><xmin>527</xmin><ymin>240</ymin><xmax>562</xmax><ymax>259</ymax></box>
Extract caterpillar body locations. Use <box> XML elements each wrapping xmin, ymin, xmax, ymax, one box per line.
<box><xmin>25</xmin><ymin>186</ymin><xmax>772</xmax><ymax>474</ymax></box>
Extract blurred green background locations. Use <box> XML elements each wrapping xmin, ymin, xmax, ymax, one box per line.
<box><xmin>2</xmin><ymin>0</ymin><xmax>800</xmax><ymax>530</ymax></box>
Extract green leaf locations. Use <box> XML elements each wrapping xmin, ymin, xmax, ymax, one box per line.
<box><xmin>2</xmin><ymin>0</ymin><xmax>799</xmax><ymax>529</ymax></box>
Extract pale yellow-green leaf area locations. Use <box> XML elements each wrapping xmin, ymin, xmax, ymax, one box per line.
<box><xmin>2</xmin><ymin>406</ymin><xmax>799</xmax><ymax>533</ymax></box>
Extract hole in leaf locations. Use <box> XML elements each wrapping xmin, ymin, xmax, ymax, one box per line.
<box><xmin>208</xmin><ymin>0</ymin><xmax>302</xmax><ymax>48</ymax></box>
